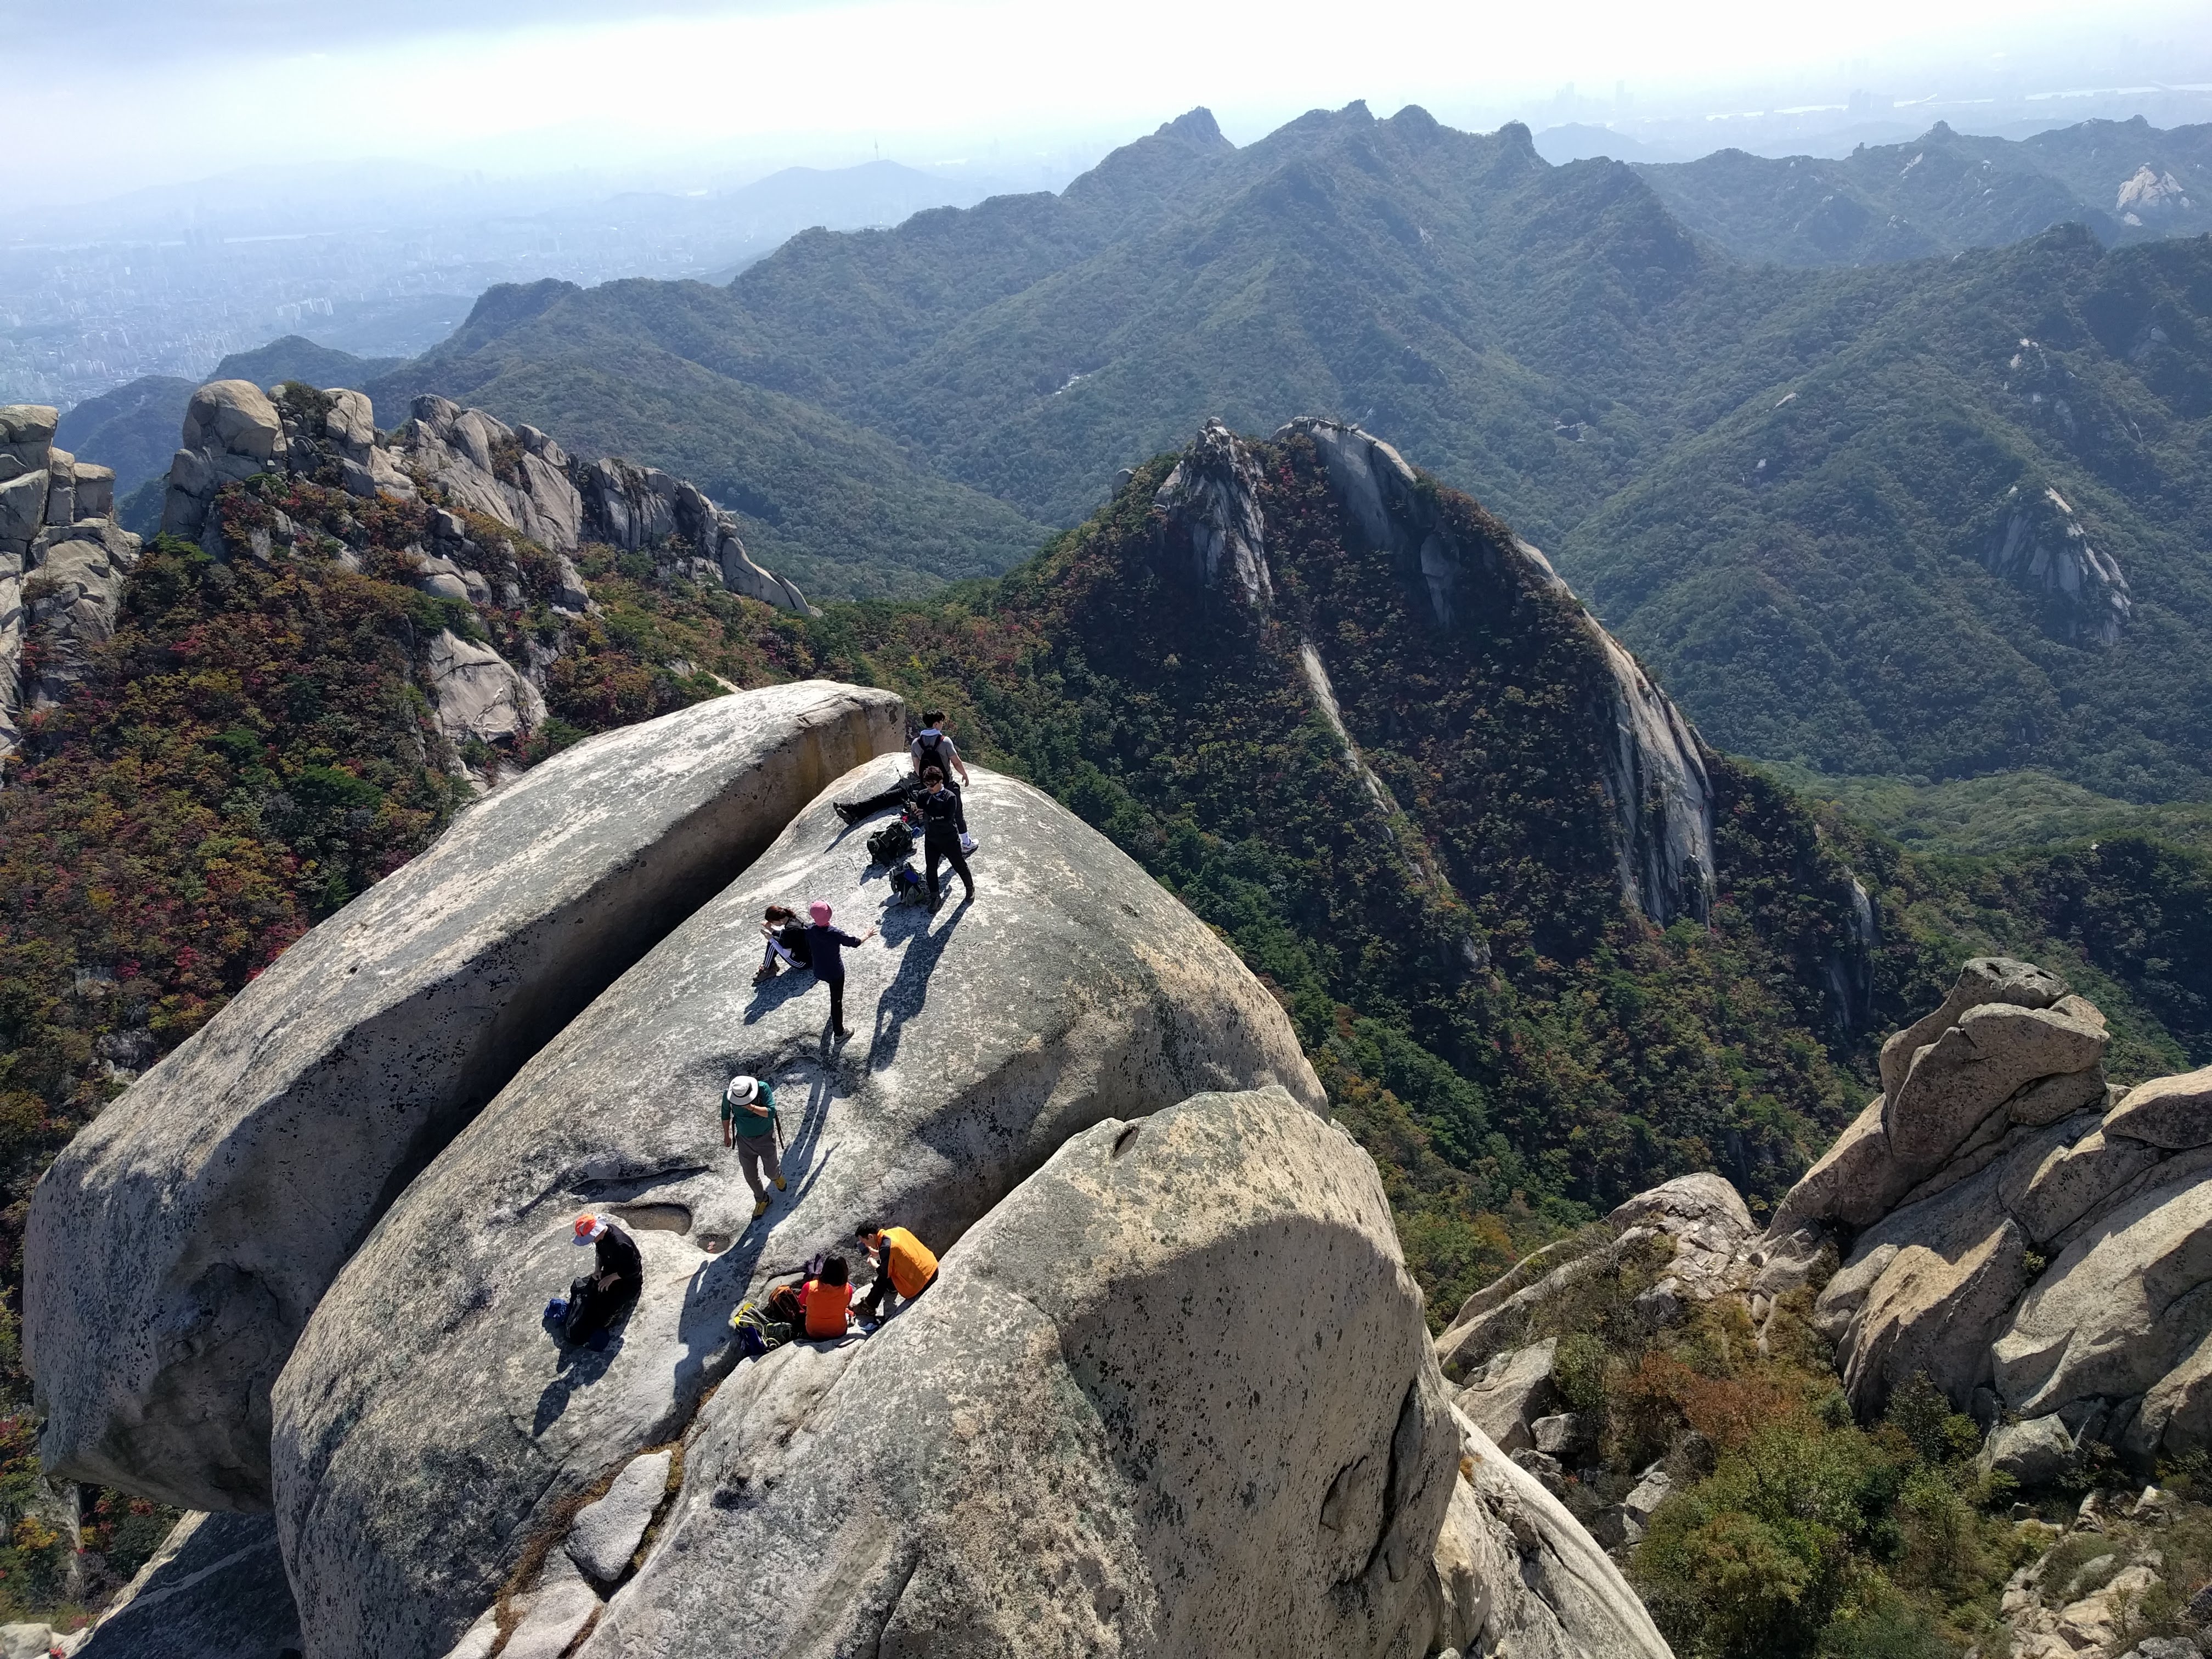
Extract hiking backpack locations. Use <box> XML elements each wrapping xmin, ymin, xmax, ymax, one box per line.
<box><xmin>888</xmin><ymin>862</ymin><xmax>928</xmax><ymax>905</ymax></box>
<box><xmin>866</xmin><ymin>820</ymin><xmax>915</xmax><ymax>866</ymax></box>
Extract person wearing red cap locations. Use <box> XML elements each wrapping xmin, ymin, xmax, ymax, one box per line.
<box><xmin>550</xmin><ymin>1213</ymin><xmax>644</xmax><ymax>1346</ymax></box>
<box><xmin>803</xmin><ymin>900</ymin><xmax>875</xmax><ymax>1040</ymax></box>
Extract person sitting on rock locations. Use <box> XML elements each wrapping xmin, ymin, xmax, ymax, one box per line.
<box><xmin>800</xmin><ymin>1255</ymin><xmax>857</xmax><ymax>1340</ymax></box>
<box><xmin>854</xmin><ymin>1219</ymin><xmax>939</xmax><ymax>1326</ymax></box>
<box><xmin>722</xmin><ymin>1075</ymin><xmax>785</xmax><ymax>1218</ymax></box>
<box><xmin>804</xmin><ymin>900</ymin><xmax>875</xmax><ymax>1041</ymax></box>
<box><xmin>917</xmin><ymin>767</ymin><xmax>974</xmax><ymax>913</ymax></box>
<box><xmin>833</xmin><ymin>710</ymin><xmax>969</xmax><ymax>831</ymax></box>
<box><xmin>551</xmin><ymin>1213</ymin><xmax>644</xmax><ymax>1347</ymax></box>
<box><xmin>754</xmin><ymin>905</ymin><xmax>811</xmax><ymax>985</ymax></box>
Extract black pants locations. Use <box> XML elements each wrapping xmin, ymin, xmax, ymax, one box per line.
<box><xmin>562</xmin><ymin>1271</ymin><xmax>640</xmax><ymax>1345</ymax></box>
<box><xmin>822</xmin><ymin>975</ymin><xmax>848</xmax><ymax>1032</ymax></box>
<box><xmin>859</xmin><ymin>1269</ymin><xmax>931</xmax><ymax>1321</ymax></box>
<box><xmin>842</xmin><ymin>777</ymin><xmax>964</xmax><ymax>832</ymax></box>
<box><xmin>926</xmin><ymin>835</ymin><xmax>974</xmax><ymax>904</ymax></box>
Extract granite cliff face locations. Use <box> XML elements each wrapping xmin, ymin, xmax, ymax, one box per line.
<box><xmin>1158</xmin><ymin>416</ymin><xmax>1717</xmax><ymax>929</ymax></box>
<box><xmin>0</xmin><ymin>403</ymin><xmax>136</xmax><ymax>754</ymax></box>
<box><xmin>28</xmin><ymin>687</ymin><xmax>1665</xmax><ymax>1658</ymax></box>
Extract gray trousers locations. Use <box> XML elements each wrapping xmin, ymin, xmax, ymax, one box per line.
<box><xmin>737</xmin><ymin>1136</ymin><xmax>781</xmax><ymax>1199</ymax></box>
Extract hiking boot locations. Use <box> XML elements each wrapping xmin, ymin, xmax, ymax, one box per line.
<box><xmin>752</xmin><ymin>1198</ymin><xmax>770</xmax><ymax>1219</ymax></box>
<box><xmin>752</xmin><ymin>964</ymin><xmax>777</xmax><ymax>985</ymax></box>
<box><xmin>774</xmin><ymin>1175</ymin><xmax>787</xmax><ymax>1190</ymax></box>
<box><xmin>834</xmin><ymin>803</ymin><xmax>862</xmax><ymax>825</ymax></box>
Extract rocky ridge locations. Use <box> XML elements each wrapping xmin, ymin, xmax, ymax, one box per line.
<box><xmin>0</xmin><ymin>403</ymin><xmax>137</xmax><ymax>753</ymax></box>
<box><xmin>29</xmin><ymin>689</ymin><xmax>1667</xmax><ymax>1658</ymax></box>
<box><xmin>1158</xmin><ymin>415</ymin><xmax>1719</xmax><ymax>931</ymax></box>
<box><xmin>1424</xmin><ymin>958</ymin><xmax>2212</xmax><ymax>1656</ymax></box>
<box><xmin>138</xmin><ymin>376</ymin><xmax>814</xmax><ymax>784</ymax></box>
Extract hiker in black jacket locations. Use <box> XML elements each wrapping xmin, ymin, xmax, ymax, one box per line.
<box><xmin>917</xmin><ymin>766</ymin><xmax>974</xmax><ymax>912</ymax></box>
<box><xmin>834</xmin><ymin>710</ymin><xmax>969</xmax><ymax>832</ymax></box>
<box><xmin>552</xmin><ymin>1213</ymin><xmax>644</xmax><ymax>1345</ymax></box>
<box><xmin>805</xmin><ymin>900</ymin><xmax>877</xmax><ymax>1039</ymax></box>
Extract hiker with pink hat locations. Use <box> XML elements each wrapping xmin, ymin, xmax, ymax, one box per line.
<box><xmin>543</xmin><ymin>1211</ymin><xmax>644</xmax><ymax>1347</ymax></box>
<box><xmin>803</xmin><ymin>900</ymin><xmax>876</xmax><ymax>1041</ymax></box>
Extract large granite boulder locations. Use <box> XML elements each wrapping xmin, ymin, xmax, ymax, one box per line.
<box><xmin>270</xmin><ymin>758</ymin><xmax>1327</xmax><ymax>1657</ymax></box>
<box><xmin>160</xmin><ymin>380</ymin><xmax>286</xmax><ymax>540</ymax></box>
<box><xmin>1814</xmin><ymin>1161</ymin><xmax>2032</xmax><ymax>1413</ymax></box>
<box><xmin>26</xmin><ymin>683</ymin><xmax>902</xmax><ymax>1511</ymax></box>
<box><xmin>557</xmin><ymin>1087</ymin><xmax>1450</xmax><ymax>1658</ymax></box>
<box><xmin>1765</xmin><ymin>958</ymin><xmax>2212</xmax><ymax>1449</ymax></box>
<box><xmin>1991</xmin><ymin>1172</ymin><xmax>2212</xmax><ymax>1444</ymax></box>
<box><xmin>421</xmin><ymin>626</ymin><xmax>547</xmax><ymax>749</ymax></box>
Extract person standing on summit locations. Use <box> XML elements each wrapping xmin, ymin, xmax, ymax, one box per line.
<box><xmin>915</xmin><ymin>712</ymin><xmax>972</xmax><ymax>837</ymax></box>
<box><xmin>917</xmin><ymin>766</ymin><xmax>974</xmax><ymax>913</ymax></box>
<box><xmin>804</xmin><ymin>901</ymin><xmax>875</xmax><ymax>1040</ymax></box>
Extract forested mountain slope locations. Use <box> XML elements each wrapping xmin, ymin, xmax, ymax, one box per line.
<box><xmin>352</xmin><ymin>103</ymin><xmax>2212</xmax><ymax>803</ymax></box>
<box><xmin>6</xmin><ymin>397</ymin><xmax>2210</xmax><ymax>1621</ymax></box>
<box><xmin>1635</xmin><ymin>116</ymin><xmax>2212</xmax><ymax>268</ymax></box>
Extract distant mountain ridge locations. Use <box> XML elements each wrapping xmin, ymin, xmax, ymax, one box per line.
<box><xmin>344</xmin><ymin>101</ymin><xmax>2212</xmax><ymax>802</ymax></box>
<box><xmin>1635</xmin><ymin>115</ymin><xmax>2212</xmax><ymax>267</ymax></box>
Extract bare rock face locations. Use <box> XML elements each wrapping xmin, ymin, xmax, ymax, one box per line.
<box><xmin>395</xmin><ymin>397</ymin><xmax>579</xmax><ymax>551</ymax></box>
<box><xmin>555</xmin><ymin>1088</ymin><xmax>1451</xmax><ymax>1658</ymax></box>
<box><xmin>269</xmin><ymin>759</ymin><xmax>1327</xmax><ymax>1657</ymax></box>
<box><xmin>1764</xmin><ymin>956</ymin><xmax>2212</xmax><ymax>1465</ymax></box>
<box><xmin>26</xmin><ymin>684</ymin><xmax>903</xmax><ymax>1511</ymax></box>
<box><xmin>0</xmin><ymin>404</ymin><xmax>141</xmax><ymax>751</ymax></box>
<box><xmin>1273</xmin><ymin>415</ymin><xmax>1716</xmax><ymax>926</ymax></box>
<box><xmin>1976</xmin><ymin>482</ymin><xmax>2132</xmax><ymax>647</ymax></box>
<box><xmin>1440</xmin><ymin>1411</ymin><xmax>1676</xmax><ymax>1659</ymax></box>
<box><xmin>1435</xmin><ymin>1173</ymin><xmax>1753</xmax><ymax>1384</ymax></box>
<box><xmin>576</xmin><ymin>455</ymin><xmax>810</xmax><ymax>615</ymax></box>
<box><xmin>422</xmin><ymin>627</ymin><xmax>549</xmax><ymax>748</ymax></box>
<box><xmin>1154</xmin><ymin>416</ymin><xmax>1273</xmax><ymax>603</ymax></box>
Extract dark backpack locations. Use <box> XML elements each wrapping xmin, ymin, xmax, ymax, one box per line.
<box><xmin>916</xmin><ymin>732</ymin><xmax>950</xmax><ymax>779</ymax></box>
<box><xmin>867</xmin><ymin>820</ymin><xmax>915</xmax><ymax>866</ymax></box>
<box><xmin>888</xmin><ymin>862</ymin><xmax>927</xmax><ymax>904</ymax></box>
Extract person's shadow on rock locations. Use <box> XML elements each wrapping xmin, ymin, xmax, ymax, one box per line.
<box><xmin>870</xmin><ymin>896</ymin><xmax>966</xmax><ymax>1070</ymax></box>
<box><xmin>744</xmin><ymin>967</ymin><xmax>818</xmax><ymax>1023</ymax></box>
<box><xmin>532</xmin><ymin>1303</ymin><xmax>632</xmax><ymax>1436</ymax></box>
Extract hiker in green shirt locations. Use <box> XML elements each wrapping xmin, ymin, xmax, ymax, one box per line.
<box><xmin>723</xmin><ymin>1075</ymin><xmax>786</xmax><ymax>1219</ymax></box>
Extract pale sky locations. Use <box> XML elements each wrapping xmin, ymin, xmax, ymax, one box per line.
<box><xmin>12</xmin><ymin>0</ymin><xmax>2212</xmax><ymax>202</ymax></box>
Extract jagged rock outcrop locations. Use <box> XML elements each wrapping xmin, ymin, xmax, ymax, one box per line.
<box><xmin>1154</xmin><ymin>416</ymin><xmax>1273</xmax><ymax>603</ymax></box>
<box><xmin>26</xmin><ymin>684</ymin><xmax>903</xmax><ymax>1512</ymax></box>
<box><xmin>2116</xmin><ymin>163</ymin><xmax>2195</xmax><ymax>224</ymax></box>
<box><xmin>394</xmin><ymin>396</ymin><xmax>577</xmax><ymax>550</ymax></box>
<box><xmin>564</xmin><ymin>1087</ymin><xmax>1454</xmax><ymax>1657</ymax></box>
<box><xmin>1276</xmin><ymin>417</ymin><xmax>1716</xmax><ymax>926</ymax></box>
<box><xmin>269</xmin><ymin>757</ymin><xmax>1328</xmax><ymax>1656</ymax></box>
<box><xmin>1435</xmin><ymin>1173</ymin><xmax>1754</xmax><ymax>1384</ymax></box>
<box><xmin>1977</xmin><ymin>482</ymin><xmax>2132</xmax><ymax>647</ymax></box>
<box><xmin>0</xmin><ymin>403</ymin><xmax>138</xmax><ymax>752</ymax></box>
<box><xmin>157</xmin><ymin>381</ymin><xmax>810</xmax><ymax>617</ymax></box>
<box><xmin>1757</xmin><ymin>959</ymin><xmax>2212</xmax><ymax>1460</ymax></box>
<box><xmin>575</xmin><ymin>453</ymin><xmax>811</xmax><ymax>614</ymax></box>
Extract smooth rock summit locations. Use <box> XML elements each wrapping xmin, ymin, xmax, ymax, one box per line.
<box><xmin>270</xmin><ymin>757</ymin><xmax>1327</xmax><ymax>1657</ymax></box>
<box><xmin>27</xmin><ymin>683</ymin><xmax>902</xmax><ymax>1510</ymax></box>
